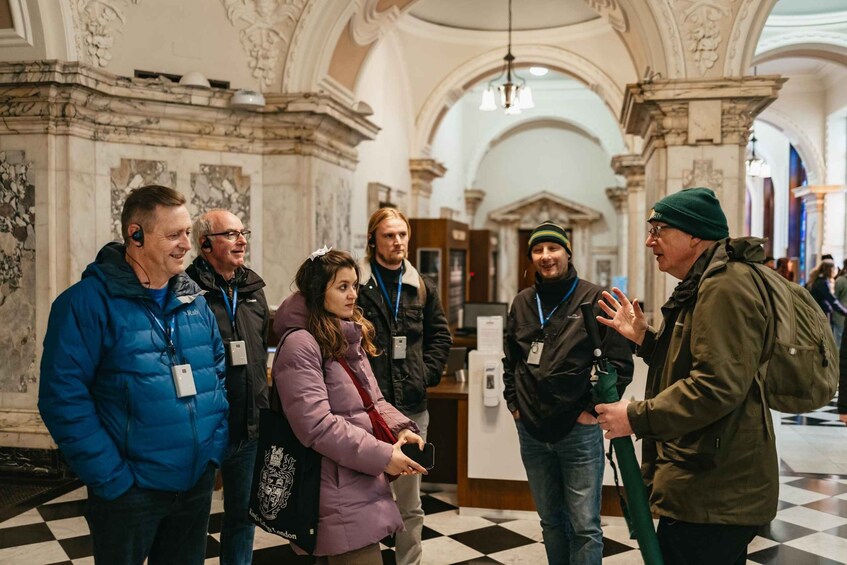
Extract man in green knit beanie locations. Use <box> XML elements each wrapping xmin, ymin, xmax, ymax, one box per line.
<box><xmin>594</xmin><ymin>187</ymin><xmax>778</xmax><ymax>564</ymax></box>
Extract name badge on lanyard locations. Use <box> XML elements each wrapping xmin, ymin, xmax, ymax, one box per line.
<box><xmin>221</xmin><ymin>286</ymin><xmax>248</xmax><ymax>366</ymax></box>
<box><xmin>147</xmin><ymin>306</ymin><xmax>197</xmax><ymax>398</ymax></box>
<box><xmin>527</xmin><ymin>341</ymin><xmax>543</xmax><ymax>366</ymax></box>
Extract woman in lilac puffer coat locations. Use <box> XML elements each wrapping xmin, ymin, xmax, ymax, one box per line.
<box><xmin>273</xmin><ymin>249</ymin><xmax>427</xmax><ymax>563</ymax></box>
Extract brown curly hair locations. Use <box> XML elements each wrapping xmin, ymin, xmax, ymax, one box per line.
<box><xmin>294</xmin><ymin>249</ymin><xmax>378</xmax><ymax>360</ymax></box>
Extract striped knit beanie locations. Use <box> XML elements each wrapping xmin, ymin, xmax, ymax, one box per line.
<box><xmin>527</xmin><ymin>221</ymin><xmax>572</xmax><ymax>257</ymax></box>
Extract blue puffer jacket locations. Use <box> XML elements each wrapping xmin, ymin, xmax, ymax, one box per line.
<box><xmin>39</xmin><ymin>242</ymin><xmax>229</xmax><ymax>500</ymax></box>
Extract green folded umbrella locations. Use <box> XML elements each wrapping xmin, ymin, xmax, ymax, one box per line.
<box><xmin>580</xmin><ymin>302</ymin><xmax>663</xmax><ymax>564</ymax></box>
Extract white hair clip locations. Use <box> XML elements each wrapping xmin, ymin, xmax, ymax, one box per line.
<box><xmin>309</xmin><ymin>245</ymin><xmax>332</xmax><ymax>261</ymax></box>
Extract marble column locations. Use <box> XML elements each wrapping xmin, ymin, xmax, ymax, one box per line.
<box><xmin>611</xmin><ymin>154</ymin><xmax>648</xmax><ymax>308</ymax></box>
<box><xmin>605</xmin><ymin>186</ymin><xmax>628</xmax><ymax>289</ymax></box>
<box><xmin>496</xmin><ymin>215</ymin><xmax>521</xmax><ymax>303</ymax></box>
<box><xmin>792</xmin><ymin>185</ymin><xmax>844</xmax><ymax>278</ymax></box>
<box><xmin>464</xmin><ymin>188</ymin><xmax>486</xmax><ymax>228</ymax></box>
<box><xmin>409</xmin><ymin>158</ymin><xmax>447</xmax><ymax>218</ymax></box>
<box><xmin>621</xmin><ymin>76</ymin><xmax>786</xmax><ymax>318</ymax></box>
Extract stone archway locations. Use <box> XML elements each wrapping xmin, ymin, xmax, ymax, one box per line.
<box><xmin>488</xmin><ymin>191</ymin><xmax>603</xmax><ymax>302</ymax></box>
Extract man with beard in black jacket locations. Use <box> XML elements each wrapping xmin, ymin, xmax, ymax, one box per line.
<box><xmin>503</xmin><ymin>221</ymin><xmax>633</xmax><ymax>565</ymax></box>
<box><xmin>188</xmin><ymin>209</ymin><xmax>269</xmax><ymax>565</ymax></box>
<box><xmin>358</xmin><ymin>207</ymin><xmax>452</xmax><ymax>565</ymax></box>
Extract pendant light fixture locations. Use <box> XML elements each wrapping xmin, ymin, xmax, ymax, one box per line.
<box><xmin>479</xmin><ymin>0</ymin><xmax>534</xmax><ymax>114</ymax></box>
<box><xmin>746</xmin><ymin>132</ymin><xmax>771</xmax><ymax>178</ymax></box>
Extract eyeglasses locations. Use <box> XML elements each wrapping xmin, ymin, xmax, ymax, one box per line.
<box><xmin>647</xmin><ymin>225</ymin><xmax>675</xmax><ymax>239</ymax></box>
<box><xmin>207</xmin><ymin>229</ymin><xmax>251</xmax><ymax>241</ymax></box>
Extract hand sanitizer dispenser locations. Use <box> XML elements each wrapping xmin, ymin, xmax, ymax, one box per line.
<box><xmin>483</xmin><ymin>361</ymin><xmax>501</xmax><ymax>407</ymax></box>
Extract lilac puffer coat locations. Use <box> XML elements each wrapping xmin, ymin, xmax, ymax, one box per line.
<box><xmin>273</xmin><ymin>292</ymin><xmax>417</xmax><ymax>556</ymax></box>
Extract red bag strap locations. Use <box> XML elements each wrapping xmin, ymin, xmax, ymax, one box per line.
<box><xmin>337</xmin><ymin>357</ymin><xmax>376</xmax><ymax>413</ymax></box>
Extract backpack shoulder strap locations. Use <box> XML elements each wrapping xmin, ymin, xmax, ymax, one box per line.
<box><xmin>270</xmin><ymin>328</ymin><xmax>320</xmax><ymax>413</ymax></box>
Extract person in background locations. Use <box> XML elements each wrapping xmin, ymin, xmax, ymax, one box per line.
<box><xmin>809</xmin><ymin>262</ymin><xmax>847</xmax><ymax>338</ymax></box>
<box><xmin>595</xmin><ymin>187</ymin><xmax>778</xmax><ymax>564</ymax></box>
<box><xmin>273</xmin><ymin>248</ymin><xmax>427</xmax><ymax>563</ymax></box>
<box><xmin>188</xmin><ymin>210</ymin><xmax>269</xmax><ymax>565</ymax></box>
<box><xmin>763</xmin><ymin>256</ymin><xmax>775</xmax><ymax>269</ymax></box>
<box><xmin>357</xmin><ymin>207</ymin><xmax>452</xmax><ymax>565</ymax></box>
<box><xmin>503</xmin><ymin>221</ymin><xmax>634</xmax><ymax>565</ymax></box>
<box><xmin>775</xmin><ymin>257</ymin><xmax>794</xmax><ymax>282</ymax></box>
<box><xmin>833</xmin><ymin>260</ymin><xmax>847</xmax><ymax>350</ymax></box>
<box><xmin>39</xmin><ymin>185</ymin><xmax>228</xmax><ymax>564</ymax></box>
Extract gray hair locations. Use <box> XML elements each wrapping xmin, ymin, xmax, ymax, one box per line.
<box><xmin>192</xmin><ymin>209</ymin><xmax>229</xmax><ymax>250</ymax></box>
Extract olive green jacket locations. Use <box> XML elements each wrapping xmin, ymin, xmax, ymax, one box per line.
<box><xmin>627</xmin><ymin>238</ymin><xmax>779</xmax><ymax>525</ymax></box>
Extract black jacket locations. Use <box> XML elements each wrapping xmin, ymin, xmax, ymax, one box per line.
<box><xmin>187</xmin><ymin>257</ymin><xmax>269</xmax><ymax>442</ymax></box>
<box><xmin>810</xmin><ymin>277</ymin><xmax>847</xmax><ymax>318</ymax></box>
<box><xmin>503</xmin><ymin>265</ymin><xmax>634</xmax><ymax>443</ymax></box>
<box><xmin>358</xmin><ymin>259</ymin><xmax>452</xmax><ymax>415</ymax></box>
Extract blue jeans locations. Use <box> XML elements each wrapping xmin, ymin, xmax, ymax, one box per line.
<box><xmin>516</xmin><ymin>420</ymin><xmax>604</xmax><ymax>565</ymax></box>
<box><xmin>220</xmin><ymin>439</ymin><xmax>258</xmax><ymax>565</ymax></box>
<box><xmin>85</xmin><ymin>463</ymin><xmax>216</xmax><ymax>565</ymax></box>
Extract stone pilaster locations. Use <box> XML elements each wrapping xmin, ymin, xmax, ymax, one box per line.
<box><xmin>495</xmin><ymin>214</ymin><xmax>521</xmax><ymax>303</ymax></box>
<box><xmin>464</xmin><ymin>188</ymin><xmax>486</xmax><ymax>228</ymax></box>
<box><xmin>409</xmin><ymin>158</ymin><xmax>447</xmax><ymax>218</ymax></box>
<box><xmin>792</xmin><ymin>185</ymin><xmax>844</xmax><ymax>278</ymax></box>
<box><xmin>605</xmin><ymin>186</ymin><xmax>629</xmax><ymax>289</ymax></box>
<box><xmin>611</xmin><ymin>154</ymin><xmax>648</xmax><ymax>308</ymax></box>
<box><xmin>621</xmin><ymin>76</ymin><xmax>786</xmax><ymax>316</ymax></box>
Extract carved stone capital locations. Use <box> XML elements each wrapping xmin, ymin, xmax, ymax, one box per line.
<box><xmin>622</xmin><ymin>76</ymin><xmax>786</xmax><ymax>156</ymax></box>
<box><xmin>409</xmin><ymin>158</ymin><xmax>447</xmax><ymax>199</ymax></box>
<box><xmin>584</xmin><ymin>0</ymin><xmax>628</xmax><ymax>32</ymax></box>
<box><xmin>605</xmin><ymin>186</ymin><xmax>629</xmax><ymax>212</ymax></box>
<box><xmin>683</xmin><ymin>159</ymin><xmax>723</xmax><ymax>191</ymax></box>
<box><xmin>611</xmin><ymin>153</ymin><xmax>645</xmax><ymax>192</ymax></box>
<box><xmin>0</xmin><ymin>61</ymin><xmax>379</xmax><ymax>169</ymax></box>
<box><xmin>464</xmin><ymin>188</ymin><xmax>486</xmax><ymax>221</ymax></box>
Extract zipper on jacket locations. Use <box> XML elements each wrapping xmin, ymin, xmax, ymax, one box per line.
<box><xmin>189</xmin><ymin>398</ymin><xmax>199</xmax><ymax>479</ymax></box>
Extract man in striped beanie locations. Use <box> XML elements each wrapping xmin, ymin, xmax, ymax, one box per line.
<box><xmin>503</xmin><ymin>220</ymin><xmax>634</xmax><ymax>564</ymax></box>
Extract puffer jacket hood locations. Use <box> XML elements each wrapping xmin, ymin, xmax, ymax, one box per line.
<box><xmin>275</xmin><ymin>292</ymin><xmax>309</xmax><ymax>337</ymax></box>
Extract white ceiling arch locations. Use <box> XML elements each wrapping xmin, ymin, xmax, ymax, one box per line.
<box><xmin>754</xmin><ymin>33</ymin><xmax>847</xmax><ymax>67</ymax></box>
<box><xmin>466</xmin><ymin>115</ymin><xmax>623</xmax><ymax>187</ymax></box>
<box><xmin>757</xmin><ymin>108</ymin><xmax>825</xmax><ymax>186</ymax></box>
<box><xmin>414</xmin><ymin>44</ymin><xmax>627</xmax><ymax>157</ymax></box>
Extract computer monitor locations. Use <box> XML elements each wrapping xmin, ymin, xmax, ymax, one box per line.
<box><xmin>462</xmin><ymin>302</ymin><xmax>508</xmax><ymax>330</ymax></box>
<box><xmin>443</xmin><ymin>346</ymin><xmax>467</xmax><ymax>376</ymax></box>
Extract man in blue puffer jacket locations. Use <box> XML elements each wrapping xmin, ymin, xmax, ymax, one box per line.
<box><xmin>38</xmin><ymin>185</ymin><xmax>229</xmax><ymax>565</ymax></box>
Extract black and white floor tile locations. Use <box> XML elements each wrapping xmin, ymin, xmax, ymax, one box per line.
<box><xmin>2</xmin><ymin>401</ymin><xmax>847</xmax><ymax>564</ymax></box>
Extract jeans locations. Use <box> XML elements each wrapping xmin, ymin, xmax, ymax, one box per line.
<box><xmin>657</xmin><ymin>517</ymin><xmax>758</xmax><ymax>565</ymax></box>
<box><xmin>516</xmin><ymin>420</ymin><xmax>604</xmax><ymax>565</ymax></box>
<box><xmin>391</xmin><ymin>409</ymin><xmax>429</xmax><ymax>565</ymax></box>
<box><xmin>85</xmin><ymin>463</ymin><xmax>216</xmax><ymax>565</ymax></box>
<box><xmin>220</xmin><ymin>439</ymin><xmax>258</xmax><ymax>565</ymax></box>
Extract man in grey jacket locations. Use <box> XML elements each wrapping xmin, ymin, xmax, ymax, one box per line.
<box><xmin>357</xmin><ymin>207</ymin><xmax>452</xmax><ymax>565</ymax></box>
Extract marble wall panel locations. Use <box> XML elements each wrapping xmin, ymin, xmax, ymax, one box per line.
<box><xmin>0</xmin><ymin>151</ymin><xmax>36</xmax><ymax>393</ymax></box>
<box><xmin>190</xmin><ymin>164</ymin><xmax>252</xmax><ymax>260</ymax></box>
<box><xmin>110</xmin><ymin>159</ymin><xmax>176</xmax><ymax>241</ymax></box>
<box><xmin>315</xmin><ymin>172</ymin><xmax>351</xmax><ymax>252</ymax></box>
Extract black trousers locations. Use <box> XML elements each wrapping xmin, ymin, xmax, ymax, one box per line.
<box><xmin>657</xmin><ymin>517</ymin><xmax>759</xmax><ymax>565</ymax></box>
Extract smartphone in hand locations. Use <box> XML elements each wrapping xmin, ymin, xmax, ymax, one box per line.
<box><xmin>401</xmin><ymin>442</ymin><xmax>435</xmax><ymax>471</ymax></box>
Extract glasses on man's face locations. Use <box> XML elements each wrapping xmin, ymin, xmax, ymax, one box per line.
<box><xmin>647</xmin><ymin>225</ymin><xmax>675</xmax><ymax>239</ymax></box>
<box><xmin>208</xmin><ymin>229</ymin><xmax>251</xmax><ymax>241</ymax></box>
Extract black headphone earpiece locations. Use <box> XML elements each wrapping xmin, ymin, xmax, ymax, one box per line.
<box><xmin>130</xmin><ymin>226</ymin><xmax>144</xmax><ymax>247</ymax></box>
<box><xmin>367</xmin><ymin>233</ymin><xmax>375</xmax><ymax>247</ymax></box>
<box><xmin>201</xmin><ymin>237</ymin><xmax>212</xmax><ymax>251</ymax></box>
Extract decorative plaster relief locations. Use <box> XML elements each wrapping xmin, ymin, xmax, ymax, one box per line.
<box><xmin>70</xmin><ymin>0</ymin><xmax>140</xmax><ymax>68</ymax></box>
<box><xmin>0</xmin><ymin>151</ymin><xmax>36</xmax><ymax>393</ymax></box>
<box><xmin>222</xmin><ymin>0</ymin><xmax>309</xmax><ymax>89</ymax></box>
<box><xmin>683</xmin><ymin>159</ymin><xmax>723</xmax><ymax>192</ymax></box>
<box><xmin>190</xmin><ymin>164</ymin><xmax>252</xmax><ymax>260</ymax></box>
<box><xmin>584</xmin><ymin>0</ymin><xmax>628</xmax><ymax>33</ymax></box>
<box><xmin>110</xmin><ymin>159</ymin><xmax>176</xmax><ymax>241</ymax></box>
<box><xmin>681</xmin><ymin>0</ymin><xmax>733</xmax><ymax>76</ymax></box>
<box><xmin>350</xmin><ymin>0</ymin><xmax>403</xmax><ymax>45</ymax></box>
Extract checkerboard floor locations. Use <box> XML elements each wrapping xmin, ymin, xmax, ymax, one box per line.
<box><xmin>3</xmin><ymin>402</ymin><xmax>847</xmax><ymax>564</ymax></box>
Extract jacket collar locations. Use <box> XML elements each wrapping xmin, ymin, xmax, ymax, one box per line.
<box><xmin>187</xmin><ymin>256</ymin><xmax>265</xmax><ymax>293</ymax></box>
<box><xmin>359</xmin><ymin>258</ymin><xmax>421</xmax><ymax>290</ymax></box>
<box><xmin>83</xmin><ymin>242</ymin><xmax>203</xmax><ymax>311</ymax></box>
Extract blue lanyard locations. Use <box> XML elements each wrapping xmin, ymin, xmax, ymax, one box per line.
<box><xmin>220</xmin><ymin>285</ymin><xmax>238</xmax><ymax>332</ymax></box>
<box><xmin>372</xmin><ymin>263</ymin><xmax>403</xmax><ymax>323</ymax></box>
<box><xmin>144</xmin><ymin>306</ymin><xmax>179</xmax><ymax>364</ymax></box>
<box><xmin>535</xmin><ymin>277</ymin><xmax>579</xmax><ymax>328</ymax></box>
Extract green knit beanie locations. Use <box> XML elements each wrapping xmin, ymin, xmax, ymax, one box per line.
<box><xmin>527</xmin><ymin>221</ymin><xmax>572</xmax><ymax>257</ymax></box>
<box><xmin>648</xmin><ymin>187</ymin><xmax>729</xmax><ymax>240</ymax></box>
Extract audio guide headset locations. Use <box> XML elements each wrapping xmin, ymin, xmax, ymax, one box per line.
<box><xmin>201</xmin><ymin>237</ymin><xmax>212</xmax><ymax>251</ymax></box>
<box><xmin>130</xmin><ymin>226</ymin><xmax>144</xmax><ymax>246</ymax></box>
